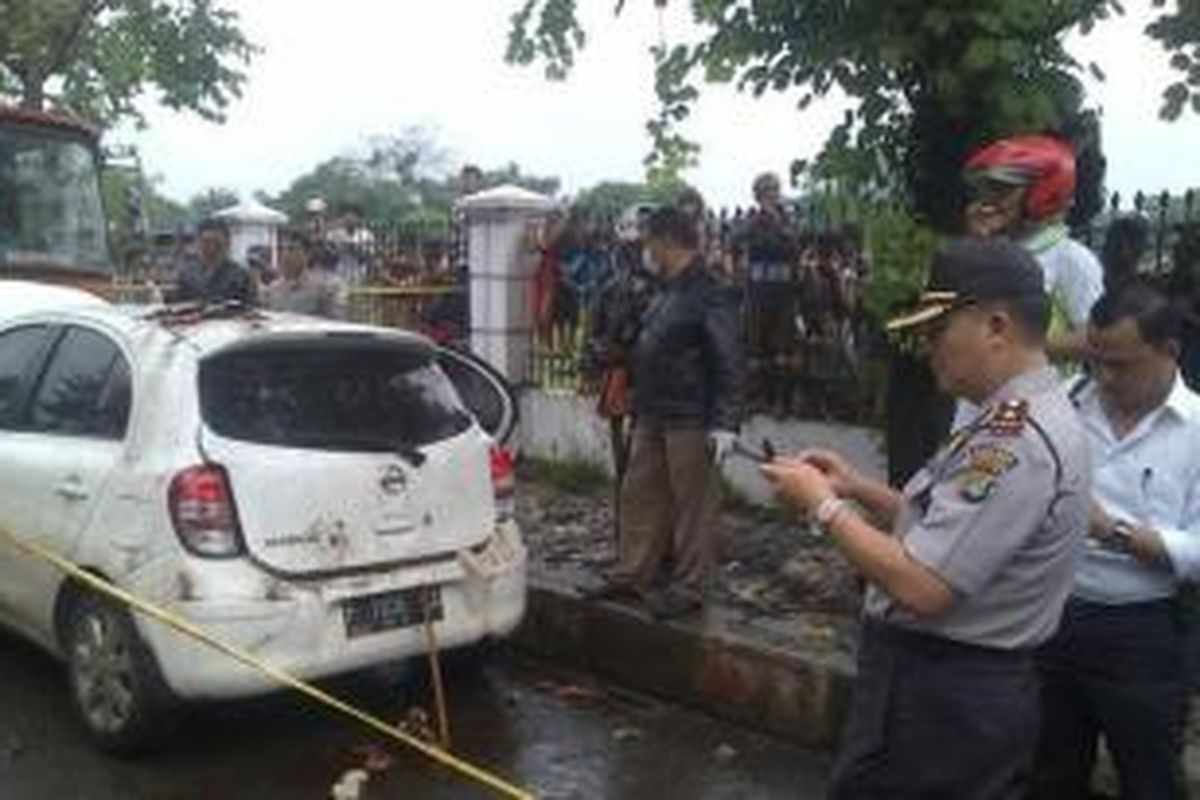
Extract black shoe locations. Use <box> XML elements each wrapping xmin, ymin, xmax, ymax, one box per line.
<box><xmin>579</xmin><ymin>579</ymin><xmax>640</xmax><ymax>603</ymax></box>
<box><xmin>647</xmin><ymin>589</ymin><xmax>703</xmax><ymax>621</ymax></box>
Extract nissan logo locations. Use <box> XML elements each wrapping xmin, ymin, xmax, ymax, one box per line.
<box><xmin>380</xmin><ymin>464</ymin><xmax>408</xmax><ymax>495</ymax></box>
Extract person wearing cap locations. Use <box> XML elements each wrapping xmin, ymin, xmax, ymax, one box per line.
<box><xmin>763</xmin><ymin>238</ymin><xmax>1090</xmax><ymax>798</ymax></box>
<box><xmin>584</xmin><ymin>205</ymin><xmax>743</xmax><ymax>621</ymax></box>
<box><xmin>1028</xmin><ymin>281</ymin><xmax>1200</xmax><ymax>800</ymax></box>
<box><xmin>964</xmin><ymin>134</ymin><xmax>1104</xmax><ymax>361</ymax></box>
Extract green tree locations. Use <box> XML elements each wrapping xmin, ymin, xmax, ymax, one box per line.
<box><xmin>269</xmin><ymin>132</ymin><xmax>561</xmax><ymax>226</ymax></box>
<box><xmin>186</xmin><ymin>186</ymin><xmax>239</xmax><ymax>221</ymax></box>
<box><xmin>571</xmin><ymin>179</ymin><xmax>685</xmax><ymax>220</ymax></box>
<box><xmin>99</xmin><ymin>162</ymin><xmax>185</xmax><ymax>254</ymax></box>
<box><xmin>1149</xmin><ymin>0</ymin><xmax>1200</xmax><ymax>120</ymax></box>
<box><xmin>474</xmin><ymin>161</ymin><xmax>562</xmax><ymax>199</ymax></box>
<box><xmin>507</xmin><ymin>1</ymin><xmax>1194</xmax><ymax>232</ymax></box>
<box><xmin>0</xmin><ymin>0</ymin><xmax>256</xmax><ymax>125</ymax></box>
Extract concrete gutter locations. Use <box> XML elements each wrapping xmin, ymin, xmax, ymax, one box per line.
<box><xmin>513</xmin><ymin>568</ymin><xmax>855</xmax><ymax>750</ymax></box>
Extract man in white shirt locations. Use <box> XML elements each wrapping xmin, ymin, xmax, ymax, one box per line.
<box><xmin>1030</xmin><ymin>282</ymin><xmax>1200</xmax><ymax>800</ymax></box>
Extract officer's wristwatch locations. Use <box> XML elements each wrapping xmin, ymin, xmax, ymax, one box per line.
<box><xmin>815</xmin><ymin>496</ymin><xmax>848</xmax><ymax>528</ymax></box>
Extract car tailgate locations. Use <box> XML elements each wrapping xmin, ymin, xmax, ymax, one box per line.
<box><xmin>195</xmin><ymin>333</ymin><xmax>495</xmax><ymax>576</ymax></box>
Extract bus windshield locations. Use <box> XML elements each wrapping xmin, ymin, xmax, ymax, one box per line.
<box><xmin>0</xmin><ymin>123</ymin><xmax>112</xmax><ymax>276</ymax></box>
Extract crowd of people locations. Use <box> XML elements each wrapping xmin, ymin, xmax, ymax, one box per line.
<box><xmin>577</xmin><ymin>134</ymin><xmax>1200</xmax><ymax>799</ymax></box>
<box><xmin>529</xmin><ymin>178</ymin><xmax>871</xmax><ymax>419</ymax></box>
<box><xmin>134</xmin><ymin>200</ymin><xmax>468</xmax><ymax>340</ymax></box>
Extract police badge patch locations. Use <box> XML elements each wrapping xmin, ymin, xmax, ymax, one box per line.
<box><xmin>957</xmin><ymin>444</ymin><xmax>1019</xmax><ymax>503</ymax></box>
<box><xmin>986</xmin><ymin>399</ymin><xmax>1029</xmax><ymax>437</ymax></box>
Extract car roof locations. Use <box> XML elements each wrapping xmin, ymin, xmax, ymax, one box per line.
<box><xmin>0</xmin><ymin>281</ymin><xmax>109</xmax><ymax>324</ymax></box>
<box><xmin>0</xmin><ymin>298</ymin><xmax>434</xmax><ymax>356</ymax></box>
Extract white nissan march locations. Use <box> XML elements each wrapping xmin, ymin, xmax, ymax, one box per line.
<box><xmin>0</xmin><ymin>283</ymin><xmax>524</xmax><ymax>752</ymax></box>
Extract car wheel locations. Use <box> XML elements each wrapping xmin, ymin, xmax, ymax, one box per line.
<box><xmin>63</xmin><ymin>592</ymin><xmax>177</xmax><ymax>754</ymax></box>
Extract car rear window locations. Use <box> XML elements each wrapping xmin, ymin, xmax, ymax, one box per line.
<box><xmin>199</xmin><ymin>338</ymin><xmax>473</xmax><ymax>451</ymax></box>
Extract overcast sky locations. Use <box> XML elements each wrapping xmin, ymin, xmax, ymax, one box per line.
<box><xmin>113</xmin><ymin>1</ymin><xmax>1200</xmax><ymax>209</ymax></box>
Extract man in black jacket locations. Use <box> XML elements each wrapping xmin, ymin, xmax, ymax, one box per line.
<box><xmin>168</xmin><ymin>217</ymin><xmax>257</xmax><ymax>305</ymax></box>
<box><xmin>587</xmin><ymin>205</ymin><xmax>744</xmax><ymax>620</ymax></box>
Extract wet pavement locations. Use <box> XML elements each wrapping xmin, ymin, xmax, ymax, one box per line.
<box><xmin>0</xmin><ymin>630</ymin><xmax>829</xmax><ymax>799</ymax></box>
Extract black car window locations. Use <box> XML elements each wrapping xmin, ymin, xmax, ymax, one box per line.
<box><xmin>200</xmin><ymin>339</ymin><xmax>472</xmax><ymax>451</ymax></box>
<box><xmin>0</xmin><ymin>325</ymin><xmax>53</xmax><ymax>430</ymax></box>
<box><xmin>29</xmin><ymin>327</ymin><xmax>130</xmax><ymax>439</ymax></box>
<box><xmin>436</xmin><ymin>348</ymin><xmax>516</xmax><ymax>444</ymax></box>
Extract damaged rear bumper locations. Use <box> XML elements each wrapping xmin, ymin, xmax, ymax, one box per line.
<box><xmin>131</xmin><ymin>522</ymin><xmax>527</xmax><ymax>699</ymax></box>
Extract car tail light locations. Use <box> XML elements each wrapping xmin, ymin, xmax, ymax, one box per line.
<box><xmin>168</xmin><ymin>464</ymin><xmax>245</xmax><ymax>558</ymax></box>
<box><xmin>489</xmin><ymin>446</ymin><xmax>515</xmax><ymax>522</ymax></box>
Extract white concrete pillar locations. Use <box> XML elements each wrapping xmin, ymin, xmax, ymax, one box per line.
<box><xmin>456</xmin><ymin>185</ymin><xmax>558</xmax><ymax>384</ymax></box>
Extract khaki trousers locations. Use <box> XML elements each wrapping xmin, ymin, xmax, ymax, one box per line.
<box><xmin>612</xmin><ymin>425</ymin><xmax>721</xmax><ymax>598</ymax></box>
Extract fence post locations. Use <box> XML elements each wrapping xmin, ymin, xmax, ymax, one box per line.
<box><xmin>456</xmin><ymin>185</ymin><xmax>558</xmax><ymax>386</ymax></box>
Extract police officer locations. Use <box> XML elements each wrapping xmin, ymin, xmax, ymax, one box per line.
<box><xmin>764</xmin><ymin>238</ymin><xmax>1091</xmax><ymax>798</ymax></box>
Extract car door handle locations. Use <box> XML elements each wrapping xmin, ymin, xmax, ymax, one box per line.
<box><xmin>55</xmin><ymin>476</ymin><xmax>89</xmax><ymax>501</ymax></box>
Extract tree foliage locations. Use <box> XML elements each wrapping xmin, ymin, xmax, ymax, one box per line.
<box><xmin>184</xmin><ymin>186</ymin><xmax>240</xmax><ymax>221</ymax></box>
<box><xmin>571</xmin><ymin>179</ymin><xmax>686</xmax><ymax>220</ymax></box>
<box><xmin>99</xmin><ymin>162</ymin><xmax>185</xmax><ymax>250</ymax></box>
<box><xmin>0</xmin><ymin>0</ymin><xmax>256</xmax><ymax>125</ymax></box>
<box><xmin>507</xmin><ymin>1</ymin><xmax>1194</xmax><ymax>231</ymax></box>
<box><xmin>267</xmin><ymin>131</ymin><xmax>561</xmax><ymax>226</ymax></box>
<box><xmin>1148</xmin><ymin>0</ymin><xmax>1200</xmax><ymax>120</ymax></box>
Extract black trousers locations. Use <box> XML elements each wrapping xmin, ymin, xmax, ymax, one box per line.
<box><xmin>1028</xmin><ymin>597</ymin><xmax>1188</xmax><ymax>800</ymax></box>
<box><xmin>829</xmin><ymin>620</ymin><xmax>1038</xmax><ymax>800</ymax></box>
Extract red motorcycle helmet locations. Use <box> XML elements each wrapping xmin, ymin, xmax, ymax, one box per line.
<box><xmin>964</xmin><ymin>135</ymin><xmax>1077</xmax><ymax>222</ymax></box>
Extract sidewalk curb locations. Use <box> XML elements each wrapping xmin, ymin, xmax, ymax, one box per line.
<box><xmin>513</xmin><ymin>573</ymin><xmax>854</xmax><ymax>749</ymax></box>
<box><xmin>514</xmin><ymin>573</ymin><xmax>1200</xmax><ymax>796</ymax></box>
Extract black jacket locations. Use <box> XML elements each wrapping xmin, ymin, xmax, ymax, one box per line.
<box><xmin>169</xmin><ymin>258</ymin><xmax>258</xmax><ymax>305</ymax></box>
<box><xmin>630</xmin><ymin>259</ymin><xmax>743</xmax><ymax>431</ymax></box>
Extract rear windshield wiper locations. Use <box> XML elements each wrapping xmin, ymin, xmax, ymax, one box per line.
<box><xmin>395</xmin><ymin>443</ymin><xmax>427</xmax><ymax>468</ymax></box>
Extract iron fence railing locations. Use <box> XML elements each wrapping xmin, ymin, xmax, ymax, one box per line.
<box><xmin>524</xmin><ymin>188</ymin><xmax>1200</xmax><ymax>426</ymax></box>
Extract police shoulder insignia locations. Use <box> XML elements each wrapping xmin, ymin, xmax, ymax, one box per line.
<box><xmin>986</xmin><ymin>399</ymin><xmax>1029</xmax><ymax>437</ymax></box>
<box><xmin>957</xmin><ymin>444</ymin><xmax>1019</xmax><ymax>503</ymax></box>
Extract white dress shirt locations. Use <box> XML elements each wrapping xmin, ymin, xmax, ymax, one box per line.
<box><xmin>1073</xmin><ymin>373</ymin><xmax>1200</xmax><ymax>603</ymax></box>
<box><xmin>1025</xmin><ymin>226</ymin><xmax>1104</xmax><ymax>330</ymax></box>
<box><xmin>951</xmin><ymin>229</ymin><xmax>1104</xmax><ymax>432</ymax></box>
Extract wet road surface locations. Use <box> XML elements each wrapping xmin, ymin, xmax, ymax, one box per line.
<box><xmin>0</xmin><ymin>631</ymin><xmax>829</xmax><ymax>799</ymax></box>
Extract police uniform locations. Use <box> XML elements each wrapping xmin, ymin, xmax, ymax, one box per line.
<box><xmin>830</xmin><ymin>366</ymin><xmax>1091</xmax><ymax>799</ymax></box>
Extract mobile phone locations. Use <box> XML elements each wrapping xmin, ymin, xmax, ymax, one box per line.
<box><xmin>731</xmin><ymin>437</ymin><xmax>778</xmax><ymax>464</ymax></box>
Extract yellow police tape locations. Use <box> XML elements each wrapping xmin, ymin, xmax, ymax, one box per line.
<box><xmin>0</xmin><ymin>524</ymin><xmax>536</xmax><ymax>800</ymax></box>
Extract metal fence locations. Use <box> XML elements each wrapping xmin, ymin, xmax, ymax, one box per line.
<box><xmin>1076</xmin><ymin>189</ymin><xmax>1199</xmax><ymax>274</ymax></box>
<box><xmin>524</xmin><ymin>189</ymin><xmax>1200</xmax><ymax>427</ymax></box>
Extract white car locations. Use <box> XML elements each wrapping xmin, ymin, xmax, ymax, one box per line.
<box><xmin>0</xmin><ymin>282</ymin><xmax>524</xmax><ymax>752</ymax></box>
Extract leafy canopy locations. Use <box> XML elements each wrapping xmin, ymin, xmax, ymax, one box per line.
<box><xmin>508</xmin><ymin>1</ymin><xmax>1197</xmax><ymax>228</ymax></box>
<box><xmin>267</xmin><ymin>131</ymin><xmax>561</xmax><ymax>227</ymax></box>
<box><xmin>0</xmin><ymin>0</ymin><xmax>257</xmax><ymax>125</ymax></box>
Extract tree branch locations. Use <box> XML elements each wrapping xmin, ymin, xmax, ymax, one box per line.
<box><xmin>41</xmin><ymin>0</ymin><xmax>107</xmax><ymax>84</ymax></box>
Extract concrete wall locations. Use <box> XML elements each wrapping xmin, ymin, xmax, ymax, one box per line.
<box><xmin>518</xmin><ymin>389</ymin><xmax>886</xmax><ymax>505</ymax></box>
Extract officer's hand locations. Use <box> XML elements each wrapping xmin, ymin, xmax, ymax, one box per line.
<box><xmin>798</xmin><ymin>448</ymin><xmax>860</xmax><ymax>498</ymax></box>
<box><xmin>761</xmin><ymin>458</ymin><xmax>834</xmax><ymax>512</ymax></box>
<box><xmin>708</xmin><ymin>430</ymin><xmax>737</xmax><ymax>465</ymax></box>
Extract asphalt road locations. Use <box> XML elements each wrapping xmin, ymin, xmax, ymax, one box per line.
<box><xmin>0</xmin><ymin>630</ymin><xmax>829</xmax><ymax>799</ymax></box>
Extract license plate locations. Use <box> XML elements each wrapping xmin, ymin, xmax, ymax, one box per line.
<box><xmin>342</xmin><ymin>586</ymin><xmax>442</xmax><ymax>639</ymax></box>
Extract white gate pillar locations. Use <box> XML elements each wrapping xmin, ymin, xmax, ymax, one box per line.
<box><xmin>456</xmin><ymin>185</ymin><xmax>558</xmax><ymax>384</ymax></box>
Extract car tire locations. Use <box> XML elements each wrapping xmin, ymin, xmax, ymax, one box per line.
<box><xmin>62</xmin><ymin>592</ymin><xmax>178</xmax><ymax>755</ymax></box>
